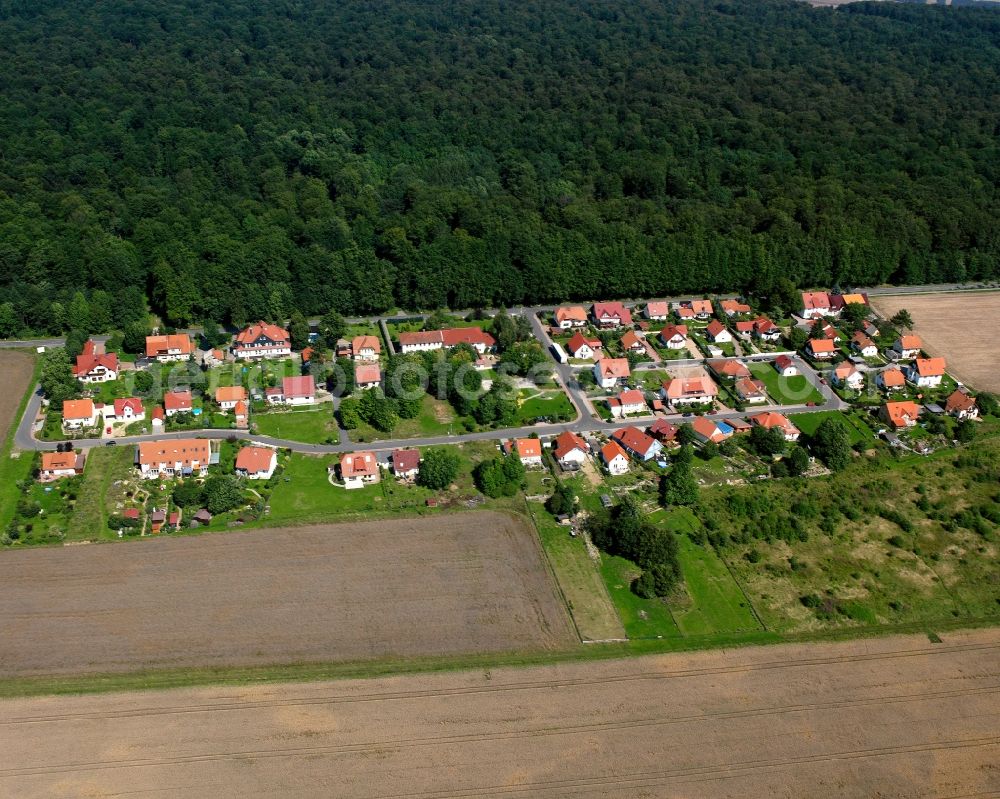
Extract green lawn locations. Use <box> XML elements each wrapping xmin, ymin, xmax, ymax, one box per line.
<box><xmin>748</xmin><ymin>361</ymin><xmax>823</xmax><ymax>405</ymax></box>
<box><xmin>0</xmin><ymin>353</ymin><xmax>40</xmax><ymax>532</ymax></box>
<box><xmin>254</xmin><ymin>407</ymin><xmax>339</xmax><ymax>444</ymax></box>
<box><xmin>65</xmin><ymin>446</ymin><xmax>136</xmax><ymax>541</ymax></box>
<box><xmin>517</xmin><ymin>389</ymin><xmax>574</xmax><ymax>423</ymax></box>
<box><xmin>351</xmin><ymin>394</ymin><xmax>461</xmax><ymax>443</ymax></box>
<box><xmin>599</xmin><ymin>555</ymin><xmax>683</xmax><ymax>640</ymax></box>
<box><xmin>265</xmin><ymin>453</ymin><xmax>387</xmax><ymax>524</ymax></box>
<box><xmin>790</xmin><ymin>410</ymin><xmax>867</xmax><ymax>445</ymax></box>
<box><xmin>529</xmin><ymin>501</ymin><xmax>626</xmax><ymax>642</ymax></box>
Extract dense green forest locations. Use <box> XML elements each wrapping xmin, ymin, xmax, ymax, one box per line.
<box><xmin>0</xmin><ymin>0</ymin><xmax>998</xmax><ymax>334</ymax></box>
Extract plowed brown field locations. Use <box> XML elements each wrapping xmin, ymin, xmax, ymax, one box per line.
<box><xmin>872</xmin><ymin>292</ymin><xmax>1000</xmax><ymax>392</ymax></box>
<box><xmin>0</xmin><ymin>350</ymin><xmax>34</xmax><ymax>444</ymax></box>
<box><xmin>1</xmin><ymin>629</ymin><xmax>998</xmax><ymax>798</ymax></box>
<box><xmin>0</xmin><ymin>511</ymin><xmax>575</xmax><ymax>676</ymax></box>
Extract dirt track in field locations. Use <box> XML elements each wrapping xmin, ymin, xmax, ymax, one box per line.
<box><xmin>0</xmin><ymin>512</ymin><xmax>575</xmax><ymax>676</ymax></box>
<box><xmin>872</xmin><ymin>292</ymin><xmax>1000</xmax><ymax>392</ymax></box>
<box><xmin>0</xmin><ymin>351</ymin><xmax>34</xmax><ymax>444</ymax></box>
<box><xmin>2</xmin><ymin>628</ymin><xmax>998</xmax><ymax>798</ymax></box>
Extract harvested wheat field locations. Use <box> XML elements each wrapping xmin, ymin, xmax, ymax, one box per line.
<box><xmin>2</xmin><ymin>629</ymin><xmax>998</xmax><ymax>798</ymax></box>
<box><xmin>873</xmin><ymin>292</ymin><xmax>1000</xmax><ymax>392</ymax></box>
<box><xmin>0</xmin><ymin>350</ymin><xmax>34</xmax><ymax>443</ymax></box>
<box><xmin>0</xmin><ymin>511</ymin><xmax>575</xmax><ymax>676</ymax></box>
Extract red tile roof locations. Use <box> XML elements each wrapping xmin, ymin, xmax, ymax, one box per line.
<box><xmin>340</xmin><ymin>451</ymin><xmax>379</xmax><ymax>478</ymax></box>
<box><xmin>215</xmin><ymin>386</ymin><xmax>247</xmax><ymax>403</ymax></box>
<box><xmin>73</xmin><ymin>339</ymin><xmax>118</xmax><ymax>377</ymax></box>
<box><xmin>137</xmin><ymin>438</ymin><xmax>210</xmax><ymax>468</ymax></box>
<box><xmin>612</xmin><ymin>426</ymin><xmax>659</xmax><ymax>458</ymax></box>
<box><xmin>41</xmin><ymin>451</ymin><xmax>77</xmax><ymax>471</ymax></box>
<box><xmin>552</xmin><ymin>431</ymin><xmax>589</xmax><ymax>460</ymax></box>
<box><xmin>62</xmin><ymin>398</ymin><xmax>95</xmax><ymax>420</ymax></box>
<box><xmin>145</xmin><ymin>334</ymin><xmax>194</xmax><ymax>357</ymax></box>
<box><xmin>945</xmin><ymin>390</ymin><xmax>976</xmax><ymax>414</ymax></box>
<box><xmin>592</xmin><ymin>302</ymin><xmax>633</xmax><ymax>326</ymax></box>
<box><xmin>352</xmin><ymin>335</ymin><xmax>381</xmax><ymax>355</ymax></box>
<box><xmin>163</xmin><ymin>390</ymin><xmax>193</xmax><ymax>412</ymax></box>
<box><xmin>113</xmin><ymin>397</ymin><xmax>144</xmax><ymax>417</ymax></box>
<box><xmin>596</xmin><ymin>358</ymin><xmax>630</xmax><ymax>379</ymax></box>
<box><xmin>235</xmin><ymin>321</ymin><xmax>290</xmax><ymax>346</ymax></box>
<box><xmin>355</xmin><ymin>363</ymin><xmax>381</xmax><ymax>384</ymax></box>
<box><xmin>555</xmin><ymin>306</ymin><xmax>588</xmax><ymax>324</ymax></box>
<box><xmin>282</xmin><ymin>375</ymin><xmax>315</xmax><ymax>398</ymax></box>
<box><xmin>600</xmin><ymin>440</ymin><xmax>629</xmax><ymax>465</ymax></box>
<box><xmin>801</xmin><ymin>291</ymin><xmax>831</xmax><ymax>310</ymax></box>
<box><xmin>392</xmin><ymin>448</ymin><xmax>421</xmax><ymax>474</ymax></box>
<box><xmin>912</xmin><ymin>357</ymin><xmax>946</xmax><ymax>377</ymax></box>
<box><xmin>235</xmin><ymin>445</ymin><xmax>276</xmax><ymax>475</ymax></box>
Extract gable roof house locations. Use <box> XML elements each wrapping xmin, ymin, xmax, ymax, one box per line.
<box><xmin>280</xmin><ymin>375</ymin><xmax>317</xmax><ymax>405</ymax></box>
<box><xmin>648</xmin><ymin>419</ymin><xmax>680</xmax><ymax>445</ymax></box>
<box><xmin>734</xmin><ymin>377</ymin><xmax>768</xmax><ymax>404</ymax></box>
<box><xmin>73</xmin><ymin>339</ymin><xmax>118</xmax><ymax>383</ymax></box>
<box><xmin>892</xmin><ymin>335</ymin><xmax>923</xmax><ymax>360</ymax></box>
<box><xmin>503</xmin><ymin>437</ymin><xmax>544</xmax><ymax>467</ymax></box>
<box><xmin>880</xmin><ymin>400</ymin><xmax>922</xmax><ymax>429</ymax></box>
<box><xmin>391</xmin><ymin>448</ymin><xmax>421</xmax><ymax>479</ymax></box>
<box><xmin>592</xmin><ymin>301</ymin><xmax>633</xmax><ymax>328</ymax></box>
<box><xmin>354</xmin><ymin>362</ymin><xmax>382</xmax><ymax>390</ymax></box>
<box><xmin>659</xmin><ymin>324</ymin><xmax>689</xmax><ymax>350</ymax></box>
<box><xmin>644</xmin><ymin>301</ymin><xmax>670</xmax><ymax>321</ymax></box>
<box><xmin>612</xmin><ymin>426</ymin><xmax>663</xmax><ymax>461</ymax></box>
<box><xmin>851</xmin><ymin>331</ymin><xmax>878</xmax><ymax>358</ymax></box>
<box><xmin>62</xmin><ymin>398</ymin><xmax>98</xmax><ymax>431</ymax></box>
<box><xmin>678</xmin><ymin>299</ymin><xmax>713</xmax><ymax>319</ymax></box>
<box><xmin>906</xmin><ymin>357</ymin><xmax>946</xmax><ymax>388</ymax></box>
<box><xmin>136</xmin><ymin>438</ymin><xmax>212</xmax><ymax>479</ymax></box>
<box><xmin>566</xmin><ymin>331</ymin><xmax>601</xmax><ymax>360</ymax></box>
<box><xmin>748</xmin><ymin>411</ymin><xmax>801</xmax><ymax>442</ymax></box>
<box><xmin>552</xmin><ymin>431</ymin><xmax>590</xmax><ymax>468</ymax></box>
<box><xmin>106</xmin><ymin>397</ymin><xmax>145</xmax><ymax>423</ymax></box>
<box><xmin>40</xmin><ymin>450</ymin><xmax>85</xmax><ymax>481</ymax></box>
<box><xmin>812</xmin><ymin>320</ymin><xmax>842</xmax><ymax>341</ymax></box>
<box><xmin>800</xmin><ymin>291</ymin><xmax>833</xmax><ymax>319</ymax></box>
<box><xmin>397</xmin><ymin>328</ymin><xmax>496</xmax><ymax>355</ymax></box>
<box><xmin>336</xmin><ymin>451</ymin><xmax>381</xmax><ymax>489</ymax></box>
<box><xmin>660</xmin><ymin>375</ymin><xmax>719</xmax><ymax>406</ymax></box>
<box><xmin>754</xmin><ymin>318</ymin><xmax>781</xmax><ymax>341</ymax></box>
<box><xmin>944</xmin><ymin>389</ymin><xmax>978</xmax><ymax>420</ymax></box>
<box><xmin>235</xmin><ymin>445</ymin><xmax>278</xmax><ymax>480</ymax></box>
<box><xmin>232</xmin><ymin>321</ymin><xmax>292</xmax><ymax>360</ymax></box>
<box><xmin>705</xmin><ymin>319</ymin><xmax>732</xmax><ymax>344</ymax></box>
<box><xmin>351</xmin><ymin>335</ymin><xmax>381</xmax><ymax>361</ymax></box>
<box><xmin>707</xmin><ymin>359</ymin><xmax>751</xmax><ymax>381</ymax></box>
<box><xmin>877</xmin><ymin>366</ymin><xmax>907</xmax><ymax>391</ymax></box>
<box><xmin>234</xmin><ymin>400</ymin><xmax>248</xmax><ymax>428</ymax></box>
<box><xmin>805</xmin><ymin>338</ymin><xmax>837</xmax><ymax>360</ymax></box>
<box><xmin>774</xmin><ymin>354</ymin><xmax>798</xmax><ymax>377</ymax></box>
<box><xmin>145</xmin><ymin>333</ymin><xmax>194</xmax><ymax>362</ymax></box>
<box><xmin>593</xmin><ymin>357</ymin><xmax>630</xmax><ymax>389</ymax></box>
<box><xmin>832</xmin><ymin>361</ymin><xmax>865</xmax><ymax>390</ymax></box>
<box><xmin>830</xmin><ymin>293</ymin><xmax>869</xmax><ymax>313</ymax></box>
<box><xmin>163</xmin><ymin>390</ymin><xmax>193</xmax><ymax>416</ymax></box>
<box><xmin>735</xmin><ymin>320</ymin><xmax>756</xmax><ymax>338</ymax></box>
<box><xmin>607</xmin><ymin>388</ymin><xmax>647</xmax><ymax>419</ymax></box>
<box><xmin>720</xmin><ymin>299</ymin><xmax>752</xmax><ymax>317</ymax></box>
<box><xmin>619</xmin><ymin>330</ymin><xmax>645</xmax><ymax>353</ymax></box>
<box><xmin>691</xmin><ymin>416</ymin><xmax>731</xmax><ymax>444</ymax></box>
<box><xmin>600</xmin><ymin>440</ymin><xmax>630</xmax><ymax>475</ymax></box>
<box><xmin>215</xmin><ymin>385</ymin><xmax>247</xmax><ymax>411</ymax></box>
<box><xmin>554</xmin><ymin>306</ymin><xmax>588</xmax><ymax>328</ymax></box>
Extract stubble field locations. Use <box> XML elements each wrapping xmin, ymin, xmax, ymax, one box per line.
<box><xmin>1</xmin><ymin>629</ymin><xmax>997</xmax><ymax>798</ymax></box>
<box><xmin>0</xmin><ymin>511</ymin><xmax>576</xmax><ymax>676</ymax></box>
<box><xmin>0</xmin><ymin>350</ymin><xmax>34</xmax><ymax>443</ymax></box>
<box><xmin>872</xmin><ymin>292</ymin><xmax>1000</xmax><ymax>392</ymax></box>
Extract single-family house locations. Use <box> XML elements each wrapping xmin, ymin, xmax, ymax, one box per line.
<box><xmin>648</xmin><ymin>419</ymin><xmax>679</xmax><ymax>445</ymax></box>
<box><xmin>215</xmin><ymin>386</ymin><xmax>247</xmax><ymax>411</ymax></box>
<box><xmin>676</xmin><ymin>306</ymin><xmax>696</xmax><ymax>321</ymax></box>
<box><xmin>392</xmin><ymin>448</ymin><xmax>421</xmax><ymax>480</ymax></box>
<box><xmin>734</xmin><ymin>377</ymin><xmax>768</xmax><ymax>404</ymax></box>
<box><xmin>136</xmin><ymin>438</ymin><xmax>211</xmax><ymax>479</ymax></box>
<box><xmin>163</xmin><ymin>390</ymin><xmax>193</xmax><ymax>416</ymax></box>
<box><xmin>735</xmin><ymin>320</ymin><xmax>756</xmax><ymax>339</ymax></box>
<box><xmin>691</xmin><ymin>416</ymin><xmax>731</xmax><ymax>444</ymax></box>
<box><xmin>800</xmin><ymin>291</ymin><xmax>833</xmax><ymax>319</ymax></box>
<box><xmin>705</xmin><ymin>320</ymin><xmax>732</xmax><ymax>344</ymax></box>
<box><xmin>944</xmin><ymin>389</ymin><xmax>978</xmax><ymax>420</ymax></box>
<box><xmin>832</xmin><ymin>361</ymin><xmax>865</xmax><ymax>391</ymax></box>
<box><xmin>233</xmin><ymin>321</ymin><xmax>292</xmax><ymax>360</ymax></box>
<box><xmin>73</xmin><ymin>340</ymin><xmax>118</xmax><ymax>383</ymax></box>
<box><xmin>566</xmin><ymin>331</ymin><xmax>601</xmax><ymax>360</ymax></box>
<box><xmin>892</xmin><ymin>335</ymin><xmax>923</xmax><ymax>360</ymax></box>
<box><xmin>151</xmin><ymin>406</ymin><xmax>165</xmax><ymax>429</ymax></box>
<box><xmin>554</xmin><ymin>306</ymin><xmax>588</xmax><ymax>328</ymax></box>
<box><xmin>708</xmin><ymin>359</ymin><xmax>750</xmax><ymax>381</ymax></box>
<box><xmin>145</xmin><ymin>334</ymin><xmax>194</xmax><ymax>362</ymax></box>
<box><xmin>336</xmin><ymin>451</ymin><xmax>380</xmax><ymax>489</ymax></box>
<box><xmin>812</xmin><ymin>320</ymin><xmax>842</xmax><ymax>341</ymax></box>
<box><xmin>355</xmin><ymin>363</ymin><xmax>382</xmax><ymax>390</ymax></box>
<box><xmin>754</xmin><ymin>318</ymin><xmax>781</xmax><ymax>342</ymax></box>
<box><xmin>40</xmin><ymin>450</ymin><xmax>85</xmax><ymax>481</ymax></box>
<box><xmin>234</xmin><ymin>401</ymin><xmax>248</xmax><ymax>428</ymax></box>
<box><xmin>351</xmin><ymin>335</ymin><xmax>381</xmax><ymax>361</ymax></box>
<box><xmin>877</xmin><ymin>366</ymin><xmax>906</xmax><ymax>391</ymax></box>
<box><xmin>279</xmin><ymin>375</ymin><xmax>317</xmax><ymax>405</ymax></box>
<box><xmin>619</xmin><ymin>330</ymin><xmax>645</xmax><ymax>353</ymax></box>
<box><xmin>720</xmin><ymin>299</ymin><xmax>752</xmax><ymax>317</ymax></box>
<box><xmin>830</xmin><ymin>293</ymin><xmax>868</xmax><ymax>313</ymax></box>
<box><xmin>612</xmin><ymin>426</ymin><xmax>663</xmax><ymax>462</ymax></box>
<box><xmin>806</xmin><ymin>338</ymin><xmax>837</xmax><ymax>360</ymax></box>
<box><xmin>774</xmin><ymin>355</ymin><xmax>798</xmax><ymax>377</ymax></box>
<box><xmin>644</xmin><ymin>301</ymin><xmax>670</xmax><ymax>321</ymax></box>
<box><xmin>106</xmin><ymin>397</ymin><xmax>145</xmax><ymax>423</ymax></box>
<box><xmin>851</xmin><ymin>332</ymin><xmax>878</xmax><ymax>358</ymax></box>
<box><xmin>594</xmin><ymin>358</ymin><xmax>630</xmax><ymax>389</ymax></box>
<box><xmin>607</xmin><ymin>388</ymin><xmax>647</xmax><ymax>418</ymax></box>
<box><xmin>552</xmin><ymin>431</ymin><xmax>590</xmax><ymax>468</ymax></box>
<box><xmin>503</xmin><ymin>437</ymin><xmax>544</xmax><ymax>467</ymax></box>
<box><xmin>235</xmin><ymin>445</ymin><xmax>278</xmax><ymax>480</ymax></box>
<box><xmin>681</xmin><ymin>299</ymin><xmax>714</xmax><ymax>319</ymax></box>
<box><xmin>659</xmin><ymin>324</ymin><xmax>689</xmax><ymax>350</ymax></box>
<box><xmin>906</xmin><ymin>357</ymin><xmax>946</xmax><ymax>389</ymax></box>
<box><xmin>880</xmin><ymin>400</ymin><xmax>921</xmax><ymax>430</ymax></box>
<box><xmin>660</xmin><ymin>375</ymin><xmax>719</xmax><ymax>406</ymax></box>
<box><xmin>748</xmin><ymin>411</ymin><xmax>800</xmax><ymax>442</ymax></box>
<box><xmin>62</xmin><ymin>398</ymin><xmax>98</xmax><ymax>431</ymax></box>
<box><xmin>600</xmin><ymin>441</ymin><xmax>630</xmax><ymax>475</ymax></box>
<box><xmin>397</xmin><ymin>328</ymin><xmax>496</xmax><ymax>355</ymax></box>
<box><xmin>592</xmin><ymin>301</ymin><xmax>632</xmax><ymax>328</ymax></box>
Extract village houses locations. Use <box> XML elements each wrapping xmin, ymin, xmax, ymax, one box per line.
<box><xmin>233</xmin><ymin>321</ymin><xmax>292</xmax><ymax>360</ymax></box>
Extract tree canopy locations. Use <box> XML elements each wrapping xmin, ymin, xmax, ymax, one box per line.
<box><xmin>0</xmin><ymin>0</ymin><xmax>998</xmax><ymax>335</ymax></box>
